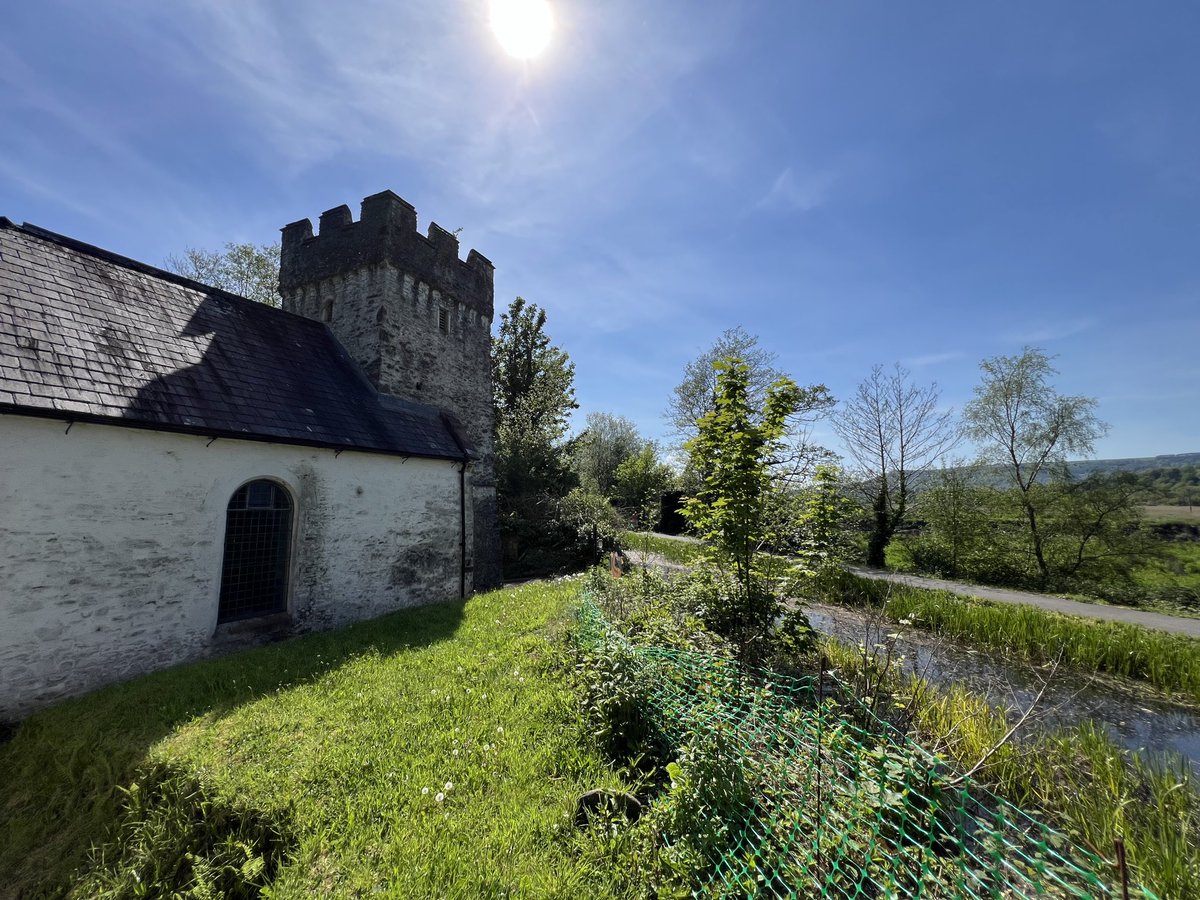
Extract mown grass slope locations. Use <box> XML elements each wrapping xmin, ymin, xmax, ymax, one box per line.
<box><xmin>0</xmin><ymin>579</ymin><xmax>626</xmax><ymax>899</ymax></box>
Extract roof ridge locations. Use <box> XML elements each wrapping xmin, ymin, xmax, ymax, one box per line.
<box><xmin>0</xmin><ymin>218</ymin><xmax>316</xmax><ymax>326</ymax></box>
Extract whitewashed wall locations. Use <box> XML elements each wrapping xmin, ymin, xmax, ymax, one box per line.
<box><xmin>0</xmin><ymin>415</ymin><xmax>467</xmax><ymax>720</ymax></box>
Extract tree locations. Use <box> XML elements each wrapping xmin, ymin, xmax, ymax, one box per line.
<box><xmin>962</xmin><ymin>347</ymin><xmax>1107</xmax><ymax>587</ymax></box>
<box><xmin>683</xmin><ymin>357</ymin><xmax>804</xmax><ymax>590</ymax></box>
<box><xmin>573</xmin><ymin>412</ymin><xmax>645</xmax><ymax>497</ymax></box>
<box><xmin>611</xmin><ymin>445</ymin><xmax>676</xmax><ymax>527</ymax></box>
<box><xmin>1043</xmin><ymin>472</ymin><xmax>1152</xmax><ymax>584</ymax></box>
<box><xmin>681</xmin><ymin>356</ymin><xmax>808</xmax><ymax>659</ymax></box>
<box><xmin>666</xmin><ymin>326</ymin><xmax>783</xmax><ymax>441</ymax></box>
<box><xmin>667</xmin><ymin>326</ymin><xmax>834</xmax><ymax>488</ymax></box>
<box><xmin>833</xmin><ymin>364</ymin><xmax>957</xmax><ymax>568</ymax></box>
<box><xmin>909</xmin><ymin>464</ymin><xmax>998</xmax><ymax>579</ymax></box>
<box><xmin>492</xmin><ymin>297</ymin><xmax>584</xmax><ymax>574</ymax></box>
<box><xmin>789</xmin><ymin>465</ymin><xmax>859</xmax><ymax>576</ymax></box>
<box><xmin>165</xmin><ymin>242</ymin><xmax>281</xmax><ymax>307</ymax></box>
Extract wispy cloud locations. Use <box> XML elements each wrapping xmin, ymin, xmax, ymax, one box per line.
<box><xmin>753</xmin><ymin>166</ymin><xmax>839</xmax><ymax>213</ymax></box>
<box><xmin>1007</xmin><ymin>317</ymin><xmax>1097</xmax><ymax>344</ymax></box>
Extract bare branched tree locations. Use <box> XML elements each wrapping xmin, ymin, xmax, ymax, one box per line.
<box><xmin>833</xmin><ymin>364</ymin><xmax>958</xmax><ymax>567</ymax></box>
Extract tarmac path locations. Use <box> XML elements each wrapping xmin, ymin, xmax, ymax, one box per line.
<box><xmin>848</xmin><ymin>565</ymin><xmax>1200</xmax><ymax>639</ymax></box>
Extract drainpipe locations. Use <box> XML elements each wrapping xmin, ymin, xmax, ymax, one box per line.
<box><xmin>458</xmin><ymin>460</ymin><xmax>467</xmax><ymax>599</ymax></box>
<box><xmin>441</xmin><ymin>412</ymin><xmax>471</xmax><ymax>600</ymax></box>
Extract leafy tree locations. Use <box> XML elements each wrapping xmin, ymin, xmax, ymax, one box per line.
<box><xmin>573</xmin><ymin>412</ymin><xmax>645</xmax><ymax>496</ymax></box>
<box><xmin>611</xmin><ymin>445</ymin><xmax>676</xmax><ymax>527</ymax></box>
<box><xmin>165</xmin><ymin>242</ymin><xmax>281</xmax><ymax>307</ymax></box>
<box><xmin>684</xmin><ymin>357</ymin><xmax>802</xmax><ymax>578</ymax></box>
<box><xmin>1045</xmin><ymin>473</ymin><xmax>1154</xmax><ymax>583</ymax></box>
<box><xmin>908</xmin><ymin>464</ymin><xmax>1000</xmax><ymax>579</ymax></box>
<box><xmin>666</xmin><ymin>326</ymin><xmax>784</xmax><ymax>441</ymax></box>
<box><xmin>492</xmin><ymin>297</ymin><xmax>584</xmax><ymax>574</ymax></box>
<box><xmin>681</xmin><ymin>356</ymin><xmax>817</xmax><ymax>659</ymax></box>
<box><xmin>833</xmin><ymin>364</ymin><xmax>957</xmax><ymax>567</ymax></box>
<box><xmin>962</xmin><ymin>347</ymin><xmax>1107</xmax><ymax>587</ymax></box>
<box><xmin>789</xmin><ymin>465</ymin><xmax>859</xmax><ymax>576</ymax></box>
<box><xmin>667</xmin><ymin>326</ymin><xmax>834</xmax><ymax>490</ymax></box>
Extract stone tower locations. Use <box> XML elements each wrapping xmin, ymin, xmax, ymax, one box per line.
<box><xmin>279</xmin><ymin>190</ymin><xmax>501</xmax><ymax>590</ymax></box>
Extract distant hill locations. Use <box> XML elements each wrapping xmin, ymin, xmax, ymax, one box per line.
<box><xmin>929</xmin><ymin>453</ymin><xmax>1200</xmax><ymax>503</ymax></box>
<box><xmin>1064</xmin><ymin>452</ymin><xmax>1200</xmax><ymax>477</ymax></box>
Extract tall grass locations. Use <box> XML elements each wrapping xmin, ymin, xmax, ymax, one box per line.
<box><xmin>816</xmin><ymin>570</ymin><xmax>1200</xmax><ymax>702</ymax></box>
<box><xmin>916</xmin><ymin>685</ymin><xmax>1200</xmax><ymax>899</ymax></box>
<box><xmin>0</xmin><ymin>579</ymin><xmax>629</xmax><ymax>898</ymax></box>
<box><xmin>822</xmin><ymin>635</ymin><xmax>1200</xmax><ymax>899</ymax></box>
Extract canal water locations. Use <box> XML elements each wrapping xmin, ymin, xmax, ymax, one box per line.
<box><xmin>805</xmin><ymin>602</ymin><xmax>1200</xmax><ymax>775</ymax></box>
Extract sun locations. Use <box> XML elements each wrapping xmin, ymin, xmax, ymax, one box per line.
<box><xmin>489</xmin><ymin>0</ymin><xmax>554</xmax><ymax>60</ymax></box>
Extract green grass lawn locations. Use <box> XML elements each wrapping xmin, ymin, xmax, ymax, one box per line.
<box><xmin>0</xmin><ymin>579</ymin><xmax>627</xmax><ymax>898</ymax></box>
<box><xmin>618</xmin><ymin>531</ymin><xmax>705</xmax><ymax>566</ymax></box>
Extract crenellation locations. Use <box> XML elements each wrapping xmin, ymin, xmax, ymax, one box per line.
<box><xmin>279</xmin><ymin>191</ymin><xmax>492</xmax><ymax>320</ymax></box>
<box><xmin>319</xmin><ymin>205</ymin><xmax>353</xmax><ymax>233</ymax></box>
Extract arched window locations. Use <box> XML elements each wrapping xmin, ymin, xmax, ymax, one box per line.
<box><xmin>218</xmin><ymin>480</ymin><xmax>293</xmax><ymax>623</ymax></box>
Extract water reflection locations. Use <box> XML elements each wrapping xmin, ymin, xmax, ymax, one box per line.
<box><xmin>806</xmin><ymin>603</ymin><xmax>1200</xmax><ymax>775</ymax></box>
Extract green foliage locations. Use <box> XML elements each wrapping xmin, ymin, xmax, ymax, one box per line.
<box><xmin>962</xmin><ymin>347</ymin><xmax>1108</xmax><ymax>586</ymax></box>
<box><xmin>611</xmin><ymin>444</ymin><xmax>676</xmax><ymax>527</ymax></box>
<box><xmin>682</xmin><ymin>357</ymin><xmax>803</xmax><ymax>585</ymax></box>
<box><xmin>493</xmin><ymin>297</ymin><xmax>591</xmax><ymax>575</ymax></box>
<box><xmin>665</xmin><ymin>325</ymin><xmax>784</xmax><ymax>444</ymax></box>
<box><xmin>165</xmin><ymin>242</ymin><xmax>281</xmax><ymax>307</ymax></box>
<box><xmin>784</xmin><ymin>464</ymin><xmax>859</xmax><ymax>576</ymax></box>
<box><xmin>640</xmin><ymin>728</ymin><xmax>760</xmax><ymax>893</ymax></box>
<box><xmin>1127</xmin><ymin>464</ymin><xmax>1200</xmax><ymax>507</ymax></box>
<box><xmin>572</xmin><ymin>411</ymin><xmax>645</xmax><ymax>497</ymax></box>
<box><xmin>666</xmin><ymin>326</ymin><xmax>834</xmax><ymax>494</ymax></box>
<box><xmin>570</xmin><ymin>630</ymin><xmax>661</xmax><ymax>765</ymax></box>
<box><xmin>74</xmin><ymin>762</ymin><xmax>292</xmax><ymax>899</ymax></box>
<box><xmin>680</xmin><ymin>356</ymin><xmax>810</xmax><ymax>659</ymax></box>
<box><xmin>901</xmin><ymin>470</ymin><xmax>1155</xmax><ymax>591</ymax></box>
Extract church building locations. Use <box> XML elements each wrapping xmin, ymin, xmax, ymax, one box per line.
<box><xmin>0</xmin><ymin>191</ymin><xmax>501</xmax><ymax>721</ymax></box>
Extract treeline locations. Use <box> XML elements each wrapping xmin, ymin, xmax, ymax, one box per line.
<box><xmin>490</xmin><ymin>294</ymin><xmax>1178</xmax><ymax>604</ymax></box>
<box><xmin>1126</xmin><ymin>464</ymin><xmax>1200</xmax><ymax>506</ymax></box>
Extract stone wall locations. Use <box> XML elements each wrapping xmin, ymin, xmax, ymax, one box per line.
<box><xmin>279</xmin><ymin>191</ymin><xmax>501</xmax><ymax>589</ymax></box>
<box><xmin>0</xmin><ymin>415</ymin><xmax>464</xmax><ymax>720</ymax></box>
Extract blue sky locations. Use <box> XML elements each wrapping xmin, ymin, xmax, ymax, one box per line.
<box><xmin>3</xmin><ymin>1</ymin><xmax>1198</xmax><ymax>460</ymax></box>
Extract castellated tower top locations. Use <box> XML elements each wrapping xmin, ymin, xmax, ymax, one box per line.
<box><xmin>279</xmin><ymin>190</ymin><xmax>494</xmax><ymax>319</ymax></box>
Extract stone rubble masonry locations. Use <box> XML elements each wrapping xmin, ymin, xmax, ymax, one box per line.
<box><xmin>279</xmin><ymin>191</ymin><xmax>501</xmax><ymax>590</ymax></box>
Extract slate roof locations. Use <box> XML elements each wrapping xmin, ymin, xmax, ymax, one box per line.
<box><xmin>0</xmin><ymin>218</ymin><xmax>468</xmax><ymax>461</ymax></box>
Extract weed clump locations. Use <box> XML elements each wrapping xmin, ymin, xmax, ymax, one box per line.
<box><xmin>73</xmin><ymin>761</ymin><xmax>294</xmax><ymax>899</ymax></box>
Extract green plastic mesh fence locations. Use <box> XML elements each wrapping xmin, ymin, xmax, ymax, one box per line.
<box><xmin>576</xmin><ymin>599</ymin><xmax>1154</xmax><ymax>899</ymax></box>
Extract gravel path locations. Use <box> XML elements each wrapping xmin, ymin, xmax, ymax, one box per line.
<box><xmin>848</xmin><ymin>565</ymin><xmax>1200</xmax><ymax>639</ymax></box>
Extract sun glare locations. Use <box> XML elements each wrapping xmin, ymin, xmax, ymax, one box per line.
<box><xmin>489</xmin><ymin>0</ymin><xmax>554</xmax><ymax>60</ymax></box>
